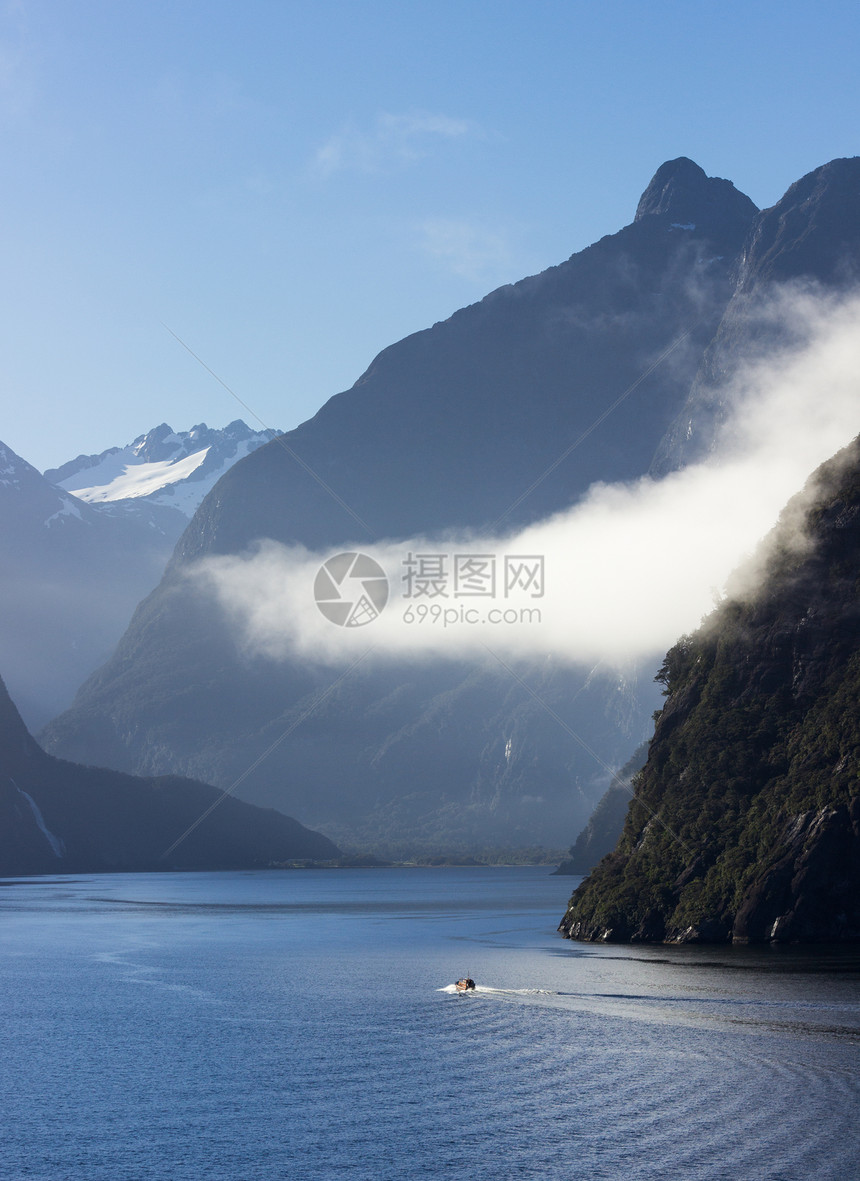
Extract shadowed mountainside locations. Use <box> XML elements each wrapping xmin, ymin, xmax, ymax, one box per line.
<box><xmin>554</xmin><ymin>743</ymin><xmax>649</xmax><ymax>876</ymax></box>
<box><xmin>560</xmin><ymin>437</ymin><xmax>860</xmax><ymax>944</ymax></box>
<box><xmin>653</xmin><ymin>156</ymin><xmax>860</xmax><ymax>474</ymax></box>
<box><xmin>0</xmin><ymin>674</ymin><xmax>338</xmax><ymax>874</ymax></box>
<box><xmin>0</xmin><ymin>421</ymin><xmax>277</xmax><ymax>730</ymax></box>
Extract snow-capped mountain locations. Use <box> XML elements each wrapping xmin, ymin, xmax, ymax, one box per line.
<box><xmin>0</xmin><ymin>437</ymin><xmax>186</xmax><ymax>729</ymax></box>
<box><xmin>1</xmin><ymin>420</ymin><xmax>280</xmax><ymax>730</ymax></box>
<box><xmin>45</xmin><ymin>419</ymin><xmax>279</xmax><ymax>519</ymax></box>
<box><xmin>1</xmin><ymin>439</ymin><xmax>181</xmax><ymax>534</ymax></box>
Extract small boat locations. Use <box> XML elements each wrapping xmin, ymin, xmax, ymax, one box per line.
<box><xmin>455</xmin><ymin>977</ymin><xmax>476</xmax><ymax>992</ymax></box>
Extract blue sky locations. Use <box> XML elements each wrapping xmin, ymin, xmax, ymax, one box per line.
<box><xmin>1</xmin><ymin>0</ymin><xmax>858</xmax><ymax>470</ymax></box>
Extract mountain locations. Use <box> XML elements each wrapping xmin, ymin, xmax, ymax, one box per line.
<box><xmin>41</xmin><ymin>159</ymin><xmax>756</xmax><ymax>854</ymax></box>
<box><xmin>0</xmin><ymin>670</ymin><xmax>338</xmax><ymax>874</ymax></box>
<box><xmin>560</xmin><ymin>437</ymin><xmax>860</xmax><ymax>944</ymax></box>
<box><xmin>0</xmin><ymin>422</ymin><xmax>277</xmax><ymax>731</ymax></box>
<box><xmin>653</xmin><ymin>156</ymin><xmax>860</xmax><ymax>475</ymax></box>
<box><xmin>554</xmin><ymin>743</ymin><xmax>648</xmax><ymax>875</ymax></box>
<box><xmin>27</xmin><ymin>159</ymin><xmax>758</xmax><ymax>854</ymax></box>
<box><xmin>169</xmin><ymin>159</ymin><xmax>756</xmax><ymax>558</ymax></box>
<box><xmin>0</xmin><ymin>438</ymin><xmax>186</xmax><ymax>730</ymax></box>
<box><xmin>46</xmin><ymin>419</ymin><xmax>279</xmax><ymax>519</ymax></box>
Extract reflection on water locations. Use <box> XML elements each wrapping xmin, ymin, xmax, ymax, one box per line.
<box><xmin>0</xmin><ymin>868</ymin><xmax>857</xmax><ymax>1181</ymax></box>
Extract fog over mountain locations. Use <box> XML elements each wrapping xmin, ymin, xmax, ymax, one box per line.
<box><xmin>194</xmin><ymin>286</ymin><xmax>860</xmax><ymax>669</ymax></box>
<box><xmin>41</xmin><ymin>157</ymin><xmax>860</xmax><ymax>858</ymax></box>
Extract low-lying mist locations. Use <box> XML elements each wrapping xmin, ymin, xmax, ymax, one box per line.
<box><xmin>191</xmin><ymin>287</ymin><xmax>860</xmax><ymax>671</ymax></box>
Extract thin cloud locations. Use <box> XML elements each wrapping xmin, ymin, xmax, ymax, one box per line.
<box><xmin>417</xmin><ymin>217</ymin><xmax>515</xmax><ymax>282</ymax></box>
<box><xmin>311</xmin><ymin>111</ymin><xmax>476</xmax><ymax>177</ymax></box>
<box><xmin>0</xmin><ymin>3</ymin><xmax>38</xmax><ymax>122</ymax></box>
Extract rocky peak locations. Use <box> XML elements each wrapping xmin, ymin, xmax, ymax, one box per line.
<box><xmin>739</xmin><ymin>156</ymin><xmax>860</xmax><ymax>290</ymax></box>
<box><xmin>131</xmin><ymin>422</ymin><xmax>178</xmax><ymax>460</ymax></box>
<box><xmin>635</xmin><ymin>156</ymin><xmax>758</xmax><ymax>242</ymax></box>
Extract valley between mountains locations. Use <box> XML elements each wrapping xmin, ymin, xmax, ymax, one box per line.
<box><xmin>3</xmin><ymin>155</ymin><xmax>860</xmax><ymax>942</ymax></box>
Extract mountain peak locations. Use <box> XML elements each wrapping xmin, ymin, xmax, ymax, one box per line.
<box><xmin>45</xmin><ymin>419</ymin><xmax>281</xmax><ymax>519</ymax></box>
<box><xmin>739</xmin><ymin>156</ymin><xmax>860</xmax><ymax>290</ymax></box>
<box><xmin>635</xmin><ymin>157</ymin><xmax>758</xmax><ymax>237</ymax></box>
<box><xmin>635</xmin><ymin>157</ymin><xmax>707</xmax><ymax>218</ymax></box>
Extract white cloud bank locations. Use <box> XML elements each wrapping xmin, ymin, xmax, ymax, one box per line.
<box><xmin>191</xmin><ymin>287</ymin><xmax>860</xmax><ymax>670</ymax></box>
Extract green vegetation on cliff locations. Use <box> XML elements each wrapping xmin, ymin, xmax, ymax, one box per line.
<box><xmin>560</xmin><ymin>437</ymin><xmax>860</xmax><ymax>944</ymax></box>
<box><xmin>554</xmin><ymin>743</ymin><xmax>649</xmax><ymax>875</ymax></box>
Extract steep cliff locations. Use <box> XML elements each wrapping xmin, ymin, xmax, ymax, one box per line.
<box><xmin>0</xmin><ymin>673</ymin><xmax>338</xmax><ymax>874</ymax></box>
<box><xmin>560</xmin><ymin>437</ymin><xmax>860</xmax><ymax>943</ymax></box>
<box><xmin>653</xmin><ymin>156</ymin><xmax>860</xmax><ymax>474</ymax></box>
<box><xmin>554</xmin><ymin>743</ymin><xmax>648</xmax><ymax>875</ymax></box>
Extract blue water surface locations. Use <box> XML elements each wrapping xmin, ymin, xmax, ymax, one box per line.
<box><xmin>0</xmin><ymin>867</ymin><xmax>857</xmax><ymax>1180</ymax></box>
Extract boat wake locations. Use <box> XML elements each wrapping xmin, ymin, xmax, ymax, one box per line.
<box><xmin>438</xmin><ymin>984</ymin><xmax>555</xmax><ymax>996</ymax></box>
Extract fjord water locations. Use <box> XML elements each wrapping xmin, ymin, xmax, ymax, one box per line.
<box><xmin>1</xmin><ymin>869</ymin><xmax>857</xmax><ymax>1181</ymax></box>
